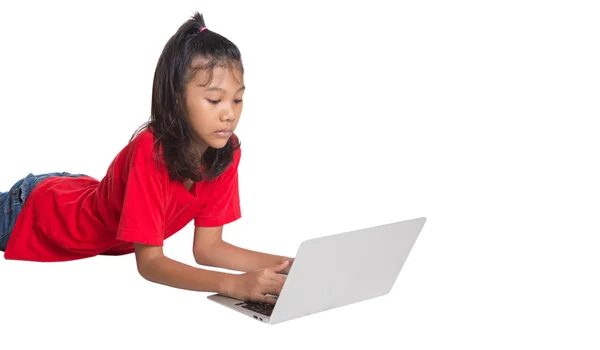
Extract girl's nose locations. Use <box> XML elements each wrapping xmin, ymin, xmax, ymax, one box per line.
<box><xmin>220</xmin><ymin>113</ymin><xmax>234</xmax><ymax>122</ymax></box>
<box><xmin>220</xmin><ymin>104</ymin><xmax>235</xmax><ymax>122</ymax></box>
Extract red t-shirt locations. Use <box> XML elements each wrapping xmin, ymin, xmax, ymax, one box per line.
<box><xmin>3</xmin><ymin>128</ymin><xmax>241</xmax><ymax>262</ymax></box>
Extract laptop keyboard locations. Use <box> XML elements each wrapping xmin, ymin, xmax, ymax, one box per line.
<box><xmin>237</xmin><ymin>301</ymin><xmax>275</xmax><ymax>316</ymax></box>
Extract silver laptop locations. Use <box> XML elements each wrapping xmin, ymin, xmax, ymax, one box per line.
<box><xmin>207</xmin><ymin>216</ymin><xmax>426</xmax><ymax>324</ymax></box>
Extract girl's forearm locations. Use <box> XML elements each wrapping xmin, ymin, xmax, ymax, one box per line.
<box><xmin>196</xmin><ymin>241</ymin><xmax>290</xmax><ymax>272</ymax></box>
<box><xmin>139</xmin><ymin>254</ymin><xmax>235</xmax><ymax>293</ymax></box>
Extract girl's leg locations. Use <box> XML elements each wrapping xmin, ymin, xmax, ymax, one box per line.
<box><xmin>0</xmin><ymin>190</ymin><xmax>11</xmax><ymax>251</ymax></box>
<box><xmin>0</xmin><ymin>176</ymin><xmax>28</xmax><ymax>252</ymax></box>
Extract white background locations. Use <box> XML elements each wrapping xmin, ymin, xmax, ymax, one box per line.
<box><xmin>1</xmin><ymin>0</ymin><xmax>599</xmax><ymax>349</ymax></box>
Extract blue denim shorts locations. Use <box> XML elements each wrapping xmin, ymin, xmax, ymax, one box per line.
<box><xmin>0</xmin><ymin>172</ymin><xmax>87</xmax><ymax>252</ymax></box>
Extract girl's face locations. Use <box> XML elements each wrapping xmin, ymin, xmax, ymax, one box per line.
<box><xmin>184</xmin><ymin>63</ymin><xmax>244</xmax><ymax>152</ymax></box>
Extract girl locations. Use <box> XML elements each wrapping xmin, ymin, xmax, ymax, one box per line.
<box><xmin>0</xmin><ymin>12</ymin><xmax>293</xmax><ymax>305</ymax></box>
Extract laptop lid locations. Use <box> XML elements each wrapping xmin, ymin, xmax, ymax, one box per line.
<box><xmin>268</xmin><ymin>217</ymin><xmax>426</xmax><ymax>324</ymax></box>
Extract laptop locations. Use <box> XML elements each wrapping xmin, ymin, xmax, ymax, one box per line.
<box><xmin>207</xmin><ymin>216</ymin><xmax>427</xmax><ymax>324</ymax></box>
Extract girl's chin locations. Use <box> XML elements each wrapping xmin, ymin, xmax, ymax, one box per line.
<box><xmin>195</xmin><ymin>136</ymin><xmax>228</xmax><ymax>151</ymax></box>
<box><xmin>208</xmin><ymin>139</ymin><xmax>229</xmax><ymax>149</ymax></box>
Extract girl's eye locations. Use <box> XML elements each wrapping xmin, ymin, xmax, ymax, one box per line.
<box><xmin>207</xmin><ymin>99</ymin><xmax>243</xmax><ymax>104</ymax></box>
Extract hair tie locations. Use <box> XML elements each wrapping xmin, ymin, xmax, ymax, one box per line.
<box><xmin>200</xmin><ymin>27</ymin><xmax>208</xmax><ymax>32</ymax></box>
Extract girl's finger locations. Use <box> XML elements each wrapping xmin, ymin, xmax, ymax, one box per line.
<box><xmin>262</xmin><ymin>294</ymin><xmax>277</xmax><ymax>305</ymax></box>
<box><xmin>272</xmin><ymin>260</ymin><xmax>289</xmax><ymax>273</ymax></box>
<box><xmin>263</xmin><ymin>283</ymin><xmax>284</xmax><ymax>297</ymax></box>
<box><xmin>269</xmin><ymin>274</ymin><xmax>287</xmax><ymax>286</ymax></box>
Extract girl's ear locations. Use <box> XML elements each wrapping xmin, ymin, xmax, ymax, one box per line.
<box><xmin>176</xmin><ymin>94</ymin><xmax>184</xmax><ymax>107</ymax></box>
<box><xmin>176</xmin><ymin>94</ymin><xmax>189</xmax><ymax>118</ymax></box>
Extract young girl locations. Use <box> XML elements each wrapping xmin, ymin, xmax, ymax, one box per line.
<box><xmin>0</xmin><ymin>12</ymin><xmax>293</xmax><ymax>305</ymax></box>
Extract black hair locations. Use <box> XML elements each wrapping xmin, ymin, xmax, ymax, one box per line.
<box><xmin>131</xmin><ymin>12</ymin><xmax>243</xmax><ymax>182</ymax></box>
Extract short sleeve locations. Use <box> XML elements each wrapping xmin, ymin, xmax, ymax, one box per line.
<box><xmin>194</xmin><ymin>149</ymin><xmax>242</xmax><ymax>227</ymax></box>
<box><xmin>116</xmin><ymin>165</ymin><xmax>166</xmax><ymax>246</ymax></box>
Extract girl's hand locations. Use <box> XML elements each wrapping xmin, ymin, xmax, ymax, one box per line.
<box><xmin>225</xmin><ymin>260</ymin><xmax>290</xmax><ymax>304</ymax></box>
<box><xmin>281</xmin><ymin>257</ymin><xmax>295</xmax><ymax>275</ymax></box>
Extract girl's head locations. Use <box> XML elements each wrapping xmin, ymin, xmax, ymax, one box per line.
<box><xmin>136</xmin><ymin>12</ymin><xmax>244</xmax><ymax>182</ymax></box>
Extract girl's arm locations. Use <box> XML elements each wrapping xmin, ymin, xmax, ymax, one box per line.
<box><xmin>193</xmin><ymin>226</ymin><xmax>295</xmax><ymax>273</ymax></box>
<box><xmin>134</xmin><ymin>243</ymin><xmax>232</xmax><ymax>293</ymax></box>
<box><xmin>134</xmin><ymin>242</ymin><xmax>289</xmax><ymax>304</ymax></box>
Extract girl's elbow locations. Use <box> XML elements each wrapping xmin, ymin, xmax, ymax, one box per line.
<box><xmin>193</xmin><ymin>250</ymin><xmax>210</xmax><ymax>266</ymax></box>
<box><xmin>134</xmin><ymin>243</ymin><xmax>164</xmax><ymax>279</ymax></box>
<box><xmin>193</xmin><ymin>247</ymin><xmax>217</xmax><ymax>267</ymax></box>
<box><xmin>136</xmin><ymin>258</ymin><xmax>154</xmax><ymax>280</ymax></box>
